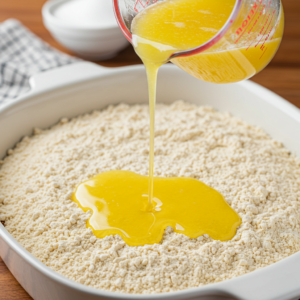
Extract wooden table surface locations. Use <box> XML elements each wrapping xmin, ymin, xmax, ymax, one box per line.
<box><xmin>0</xmin><ymin>0</ymin><xmax>300</xmax><ymax>299</ymax></box>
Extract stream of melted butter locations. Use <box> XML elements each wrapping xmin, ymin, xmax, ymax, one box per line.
<box><xmin>72</xmin><ymin>0</ymin><xmax>247</xmax><ymax>246</ymax></box>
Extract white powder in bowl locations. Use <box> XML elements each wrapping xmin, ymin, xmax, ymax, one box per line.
<box><xmin>1</xmin><ymin>101</ymin><xmax>300</xmax><ymax>294</ymax></box>
<box><xmin>53</xmin><ymin>0</ymin><xmax>117</xmax><ymax>28</ymax></box>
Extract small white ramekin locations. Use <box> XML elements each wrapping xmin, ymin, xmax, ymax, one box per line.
<box><xmin>42</xmin><ymin>0</ymin><xmax>129</xmax><ymax>60</ymax></box>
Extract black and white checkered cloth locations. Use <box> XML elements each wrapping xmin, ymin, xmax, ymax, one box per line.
<box><xmin>0</xmin><ymin>19</ymin><xmax>79</xmax><ymax>104</ymax></box>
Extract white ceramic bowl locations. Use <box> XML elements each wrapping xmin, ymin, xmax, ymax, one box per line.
<box><xmin>42</xmin><ymin>0</ymin><xmax>129</xmax><ymax>60</ymax></box>
<box><xmin>1</xmin><ymin>62</ymin><xmax>300</xmax><ymax>300</ymax></box>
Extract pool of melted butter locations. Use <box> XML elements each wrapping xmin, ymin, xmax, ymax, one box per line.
<box><xmin>73</xmin><ymin>170</ymin><xmax>241</xmax><ymax>246</ymax></box>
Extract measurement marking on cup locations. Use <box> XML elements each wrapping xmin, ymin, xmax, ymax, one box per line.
<box><xmin>246</xmin><ymin>0</ymin><xmax>270</xmax><ymax>50</ymax></box>
<box><xmin>257</xmin><ymin>0</ymin><xmax>273</xmax><ymax>36</ymax></box>
<box><xmin>260</xmin><ymin>21</ymin><xmax>275</xmax><ymax>49</ymax></box>
<box><xmin>134</xmin><ymin>0</ymin><xmax>148</xmax><ymax>13</ymax></box>
<box><xmin>258</xmin><ymin>12</ymin><xmax>271</xmax><ymax>36</ymax></box>
<box><xmin>259</xmin><ymin>46</ymin><xmax>268</xmax><ymax>59</ymax></box>
<box><xmin>246</xmin><ymin>3</ymin><xmax>264</xmax><ymax>34</ymax></box>
<box><xmin>261</xmin><ymin>0</ymin><xmax>272</xmax><ymax>24</ymax></box>
<box><xmin>256</xmin><ymin>9</ymin><xmax>275</xmax><ymax>48</ymax></box>
<box><xmin>235</xmin><ymin>1</ymin><xmax>261</xmax><ymax>44</ymax></box>
<box><xmin>245</xmin><ymin>0</ymin><xmax>275</xmax><ymax>51</ymax></box>
<box><xmin>245</xmin><ymin>3</ymin><xmax>265</xmax><ymax>50</ymax></box>
<box><xmin>256</xmin><ymin>0</ymin><xmax>271</xmax><ymax>35</ymax></box>
<box><xmin>134</xmin><ymin>0</ymin><xmax>157</xmax><ymax>12</ymax></box>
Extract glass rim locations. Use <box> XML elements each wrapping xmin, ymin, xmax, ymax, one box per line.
<box><xmin>113</xmin><ymin>0</ymin><xmax>243</xmax><ymax>59</ymax></box>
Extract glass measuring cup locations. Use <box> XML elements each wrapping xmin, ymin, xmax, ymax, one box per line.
<box><xmin>113</xmin><ymin>0</ymin><xmax>284</xmax><ymax>83</ymax></box>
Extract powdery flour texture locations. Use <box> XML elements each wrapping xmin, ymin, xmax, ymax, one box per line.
<box><xmin>1</xmin><ymin>101</ymin><xmax>300</xmax><ymax>294</ymax></box>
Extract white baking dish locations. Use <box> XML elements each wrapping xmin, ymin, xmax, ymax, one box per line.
<box><xmin>0</xmin><ymin>62</ymin><xmax>300</xmax><ymax>300</ymax></box>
